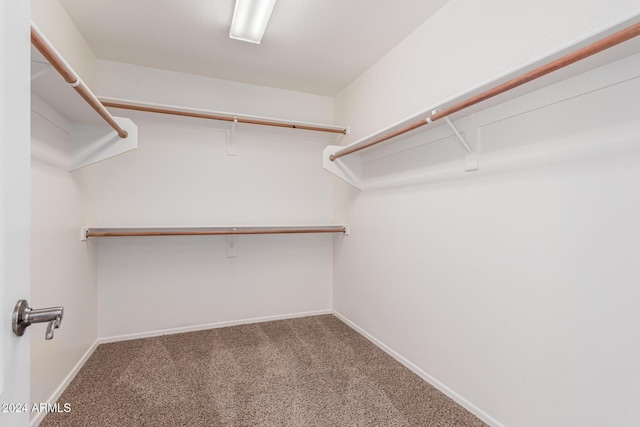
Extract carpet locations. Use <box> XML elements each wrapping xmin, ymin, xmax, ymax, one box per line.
<box><xmin>41</xmin><ymin>315</ymin><xmax>486</xmax><ymax>426</ymax></box>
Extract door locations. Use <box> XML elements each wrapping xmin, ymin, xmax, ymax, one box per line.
<box><xmin>1</xmin><ymin>1</ymin><xmax>31</xmax><ymax>426</ymax></box>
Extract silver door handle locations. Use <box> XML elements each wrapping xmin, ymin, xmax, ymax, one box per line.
<box><xmin>12</xmin><ymin>299</ymin><xmax>64</xmax><ymax>340</ymax></box>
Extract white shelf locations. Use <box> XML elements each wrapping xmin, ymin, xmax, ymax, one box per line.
<box><xmin>324</xmin><ymin>17</ymin><xmax>640</xmax><ymax>190</ymax></box>
<box><xmin>82</xmin><ymin>225</ymin><xmax>349</xmax><ymax>239</ymax></box>
<box><xmin>30</xmin><ymin>28</ymin><xmax>138</xmax><ymax>171</ymax></box>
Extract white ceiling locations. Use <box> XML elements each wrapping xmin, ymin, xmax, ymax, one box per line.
<box><xmin>58</xmin><ymin>0</ymin><xmax>449</xmax><ymax>96</ymax></box>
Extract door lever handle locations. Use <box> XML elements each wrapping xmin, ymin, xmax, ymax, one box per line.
<box><xmin>12</xmin><ymin>299</ymin><xmax>64</xmax><ymax>340</ymax></box>
<box><xmin>45</xmin><ymin>313</ymin><xmax>62</xmax><ymax>340</ymax></box>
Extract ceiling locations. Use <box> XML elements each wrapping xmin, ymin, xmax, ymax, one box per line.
<box><xmin>58</xmin><ymin>0</ymin><xmax>449</xmax><ymax>96</ymax></box>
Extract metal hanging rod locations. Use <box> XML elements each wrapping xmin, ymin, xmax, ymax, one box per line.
<box><xmin>30</xmin><ymin>23</ymin><xmax>129</xmax><ymax>139</ymax></box>
<box><xmin>330</xmin><ymin>21</ymin><xmax>640</xmax><ymax>161</ymax></box>
<box><xmin>83</xmin><ymin>225</ymin><xmax>347</xmax><ymax>239</ymax></box>
<box><xmin>100</xmin><ymin>99</ymin><xmax>348</xmax><ymax>135</ymax></box>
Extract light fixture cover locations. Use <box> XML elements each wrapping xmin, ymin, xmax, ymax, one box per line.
<box><xmin>229</xmin><ymin>0</ymin><xmax>277</xmax><ymax>44</ymax></box>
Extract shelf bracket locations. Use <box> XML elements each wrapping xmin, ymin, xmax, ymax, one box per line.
<box><xmin>227</xmin><ymin>233</ymin><xmax>237</xmax><ymax>258</ymax></box>
<box><xmin>443</xmin><ymin>116</ymin><xmax>473</xmax><ymax>154</ymax></box>
<box><xmin>30</xmin><ymin>60</ymin><xmax>52</xmax><ymax>81</ymax></box>
<box><xmin>464</xmin><ymin>114</ymin><xmax>480</xmax><ymax>171</ymax></box>
<box><xmin>69</xmin><ymin>116</ymin><xmax>138</xmax><ymax>171</ymax></box>
<box><xmin>227</xmin><ymin>117</ymin><xmax>237</xmax><ymax>156</ymax></box>
<box><xmin>323</xmin><ymin>145</ymin><xmax>363</xmax><ymax>190</ymax></box>
<box><xmin>431</xmin><ymin>110</ymin><xmax>479</xmax><ymax>172</ymax></box>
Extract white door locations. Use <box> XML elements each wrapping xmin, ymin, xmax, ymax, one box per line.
<box><xmin>1</xmin><ymin>1</ymin><xmax>31</xmax><ymax>426</ymax></box>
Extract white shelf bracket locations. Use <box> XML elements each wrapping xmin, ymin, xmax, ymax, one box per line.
<box><xmin>323</xmin><ymin>145</ymin><xmax>363</xmax><ymax>190</ymax></box>
<box><xmin>430</xmin><ymin>110</ymin><xmax>479</xmax><ymax>172</ymax></box>
<box><xmin>227</xmin><ymin>233</ymin><xmax>237</xmax><ymax>258</ymax></box>
<box><xmin>464</xmin><ymin>114</ymin><xmax>480</xmax><ymax>172</ymax></box>
<box><xmin>69</xmin><ymin>117</ymin><xmax>138</xmax><ymax>171</ymax></box>
<box><xmin>227</xmin><ymin>117</ymin><xmax>237</xmax><ymax>156</ymax></box>
<box><xmin>443</xmin><ymin>116</ymin><xmax>473</xmax><ymax>154</ymax></box>
<box><xmin>30</xmin><ymin>60</ymin><xmax>52</xmax><ymax>81</ymax></box>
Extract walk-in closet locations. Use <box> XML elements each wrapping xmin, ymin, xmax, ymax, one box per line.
<box><xmin>2</xmin><ymin>1</ymin><xmax>640</xmax><ymax>426</ymax></box>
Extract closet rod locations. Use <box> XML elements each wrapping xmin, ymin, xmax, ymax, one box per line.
<box><xmin>100</xmin><ymin>100</ymin><xmax>348</xmax><ymax>135</ymax></box>
<box><xmin>85</xmin><ymin>226</ymin><xmax>347</xmax><ymax>238</ymax></box>
<box><xmin>30</xmin><ymin>23</ymin><xmax>128</xmax><ymax>139</ymax></box>
<box><xmin>330</xmin><ymin>21</ymin><xmax>640</xmax><ymax>161</ymax></box>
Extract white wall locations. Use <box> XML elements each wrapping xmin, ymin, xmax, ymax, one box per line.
<box><xmin>333</xmin><ymin>1</ymin><xmax>640</xmax><ymax>426</ymax></box>
<box><xmin>30</xmin><ymin>95</ymin><xmax>98</xmax><ymax>422</ymax></box>
<box><xmin>95</xmin><ymin>62</ymin><xmax>337</xmax><ymax>339</ymax></box>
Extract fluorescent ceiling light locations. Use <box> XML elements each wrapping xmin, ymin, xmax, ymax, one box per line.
<box><xmin>229</xmin><ymin>0</ymin><xmax>277</xmax><ymax>44</ymax></box>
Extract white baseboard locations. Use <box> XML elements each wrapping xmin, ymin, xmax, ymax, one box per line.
<box><xmin>332</xmin><ymin>310</ymin><xmax>504</xmax><ymax>427</ymax></box>
<box><xmin>97</xmin><ymin>309</ymin><xmax>333</xmax><ymax>344</ymax></box>
<box><xmin>30</xmin><ymin>340</ymin><xmax>99</xmax><ymax>427</ymax></box>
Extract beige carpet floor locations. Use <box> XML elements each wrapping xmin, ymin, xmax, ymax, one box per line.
<box><xmin>41</xmin><ymin>315</ymin><xmax>486</xmax><ymax>426</ymax></box>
